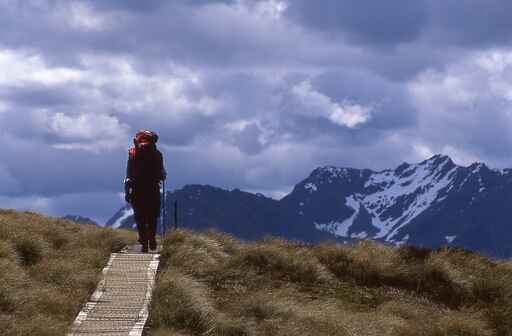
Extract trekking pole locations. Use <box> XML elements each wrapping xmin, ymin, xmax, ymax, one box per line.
<box><xmin>162</xmin><ymin>180</ymin><xmax>166</xmax><ymax>236</ymax></box>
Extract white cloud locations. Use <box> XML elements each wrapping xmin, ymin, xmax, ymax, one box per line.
<box><xmin>410</xmin><ymin>49</ymin><xmax>512</xmax><ymax>111</ymax></box>
<box><xmin>408</xmin><ymin>48</ymin><xmax>512</xmax><ymax>166</ymax></box>
<box><xmin>65</xmin><ymin>2</ymin><xmax>108</xmax><ymax>31</ymax></box>
<box><xmin>0</xmin><ymin>49</ymin><xmax>82</xmax><ymax>85</ymax></box>
<box><xmin>77</xmin><ymin>54</ymin><xmax>225</xmax><ymax>118</ymax></box>
<box><xmin>413</xmin><ymin>143</ymin><xmax>434</xmax><ymax>160</ymax></box>
<box><xmin>49</xmin><ymin>113</ymin><xmax>126</xmax><ymax>140</ymax></box>
<box><xmin>225</xmin><ymin>119</ymin><xmax>252</xmax><ymax>132</ymax></box>
<box><xmin>291</xmin><ymin>80</ymin><xmax>372</xmax><ymax>128</ymax></box>
<box><xmin>224</xmin><ymin>119</ymin><xmax>276</xmax><ymax>151</ymax></box>
<box><xmin>0</xmin><ymin>49</ymin><xmax>224</xmax><ymax>121</ymax></box>
<box><xmin>36</xmin><ymin>112</ymin><xmax>131</xmax><ymax>152</ymax></box>
<box><xmin>249</xmin><ymin>0</ymin><xmax>288</xmax><ymax>20</ymax></box>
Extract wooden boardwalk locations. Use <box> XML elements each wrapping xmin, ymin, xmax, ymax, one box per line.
<box><xmin>68</xmin><ymin>246</ymin><xmax>160</xmax><ymax>336</ymax></box>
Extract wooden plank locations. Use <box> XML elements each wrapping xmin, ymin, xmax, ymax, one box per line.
<box><xmin>68</xmin><ymin>247</ymin><xmax>160</xmax><ymax>336</ymax></box>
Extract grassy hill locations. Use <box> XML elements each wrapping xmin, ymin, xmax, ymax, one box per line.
<box><xmin>0</xmin><ymin>209</ymin><xmax>136</xmax><ymax>336</ymax></box>
<box><xmin>1</xmin><ymin>209</ymin><xmax>511</xmax><ymax>336</ymax></box>
<box><xmin>150</xmin><ymin>229</ymin><xmax>512</xmax><ymax>336</ymax></box>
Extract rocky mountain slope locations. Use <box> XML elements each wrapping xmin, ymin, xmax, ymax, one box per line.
<box><xmin>107</xmin><ymin>154</ymin><xmax>512</xmax><ymax>258</ymax></box>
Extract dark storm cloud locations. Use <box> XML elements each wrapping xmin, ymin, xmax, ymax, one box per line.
<box><xmin>0</xmin><ymin>137</ymin><xmax>126</xmax><ymax>197</ymax></box>
<box><xmin>286</xmin><ymin>0</ymin><xmax>512</xmax><ymax>49</ymax></box>
<box><xmin>285</xmin><ymin>0</ymin><xmax>429</xmax><ymax>45</ymax></box>
<box><xmin>427</xmin><ymin>0</ymin><xmax>512</xmax><ymax>47</ymax></box>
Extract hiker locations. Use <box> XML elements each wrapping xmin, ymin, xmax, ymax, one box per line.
<box><xmin>124</xmin><ymin>130</ymin><xmax>166</xmax><ymax>252</ymax></box>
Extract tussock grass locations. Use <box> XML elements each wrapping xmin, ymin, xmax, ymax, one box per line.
<box><xmin>0</xmin><ymin>209</ymin><xmax>136</xmax><ymax>336</ymax></box>
<box><xmin>150</xmin><ymin>229</ymin><xmax>512</xmax><ymax>336</ymax></box>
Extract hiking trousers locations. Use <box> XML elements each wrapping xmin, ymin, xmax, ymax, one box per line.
<box><xmin>132</xmin><ymin>183</ymin><xmax>161</xmax><ymax>247</ymax></box>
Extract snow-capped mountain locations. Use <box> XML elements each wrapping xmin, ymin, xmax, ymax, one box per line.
<box><xmin>106</xmin><ymin>154</ymin><xmax>512</xmax><ymax>258</ymax></box>
<box><xmin>105</xmin><ymin>205</ymin><xmax>135</xmax><ymax>230</ymax></box>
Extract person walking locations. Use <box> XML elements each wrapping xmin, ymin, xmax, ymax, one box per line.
<box><xmin>124</xmin><ymin>130</ymin><xmax>166</xmax><ymax>252</ymax></box>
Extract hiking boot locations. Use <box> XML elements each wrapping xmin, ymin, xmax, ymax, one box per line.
<box><xmin>149</xmin><ymin>239</ymin><xmax>157</xmax><ymax>251</ymax></box>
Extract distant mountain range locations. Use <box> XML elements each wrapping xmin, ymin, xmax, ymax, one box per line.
<box><xmin>106</xmin><ymin>154</ymin><xmax>512</xmax><ymax>258</ymax></box>
<box><xmin>62</xmin><ymin>215</ymin><xmax>98</xmax><ymax>226</ymax></box>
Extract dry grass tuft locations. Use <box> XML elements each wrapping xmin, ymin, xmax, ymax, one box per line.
<box><xmin>233</xmin><ymin>243</ymin><xmax>322</xmax><ymax>284</ymax></box>
<box><xmin>150</xmin><ymin>229</ymin><xmax>512</xmax><ymax>336</ymax></box>
<box><xmin>14</xmin><ymin>237</ymin><xmax>48</xmax><ymax>266</ymax></box>
<box><xmin>152</xmin><ymin>270</ymin><xmax>217</xmax><ymax>333</ymax></box>
<box><xmin>0</xmin><ymin>209</ymin><xmax>137</xmax><ymax>336</ymax></box>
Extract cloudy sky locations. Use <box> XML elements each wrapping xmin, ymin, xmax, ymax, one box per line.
<box><xmin>2</xmin><ymin>0</ymin><xmax>512</xmax><ymax>223</ymax></box>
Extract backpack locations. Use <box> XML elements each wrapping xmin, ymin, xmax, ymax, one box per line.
<box><xmin>129</xmin><ymin>130</ymin><xmax>161</xmax><ymax>182</ymax></box>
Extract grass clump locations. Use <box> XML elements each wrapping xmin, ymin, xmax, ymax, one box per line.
<box><xmin>234</xmin><ymin>244</ymin><xmax>322</xmax><ymax>284</ymax></box>
<box><xmin>0</xmin><ymin>209</ymin><xmax>137</xmax><ymax>336</ymax></box>
<box><xmin>152</xmin><ymin>270</ymin><xmax>216</xmax><ymax>333</ymax></box>
<box><xmin>150</xmin><ymin>229</ymin><xmax>512</xmax><ymax>336</ymax></box>
<box><xmin>14</xmin><ymin>237</ymin><xmax>47</xmax><ymax>266</ymax></box>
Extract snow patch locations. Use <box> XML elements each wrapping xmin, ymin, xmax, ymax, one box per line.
<box><xmin>350</xmin><ymin>231</ymin><xmax>368</xmax><ymax>239</ymax></box>
<box><xmin>445</xmin><ymin>235</ymin><xmax>457</xmax><ymax>243</ymax></box>
<box><xmin>362</xmin><ymin>158</ymin><xmax>457</xmax><ymax>240</ymax></box>
<box><xmin>362</xmin><ymin>160</ymin><xmax>457</xmax><ymax>241</ymax></box>
<box><xmin>315</xmin><ymin>195</ymin><xmax>360</xmax><ymax>237</ymax></box>
<box><xmin>111</xmin><ymin>207</ymin><xmax>134</xmax><ymax>229</ymax></box>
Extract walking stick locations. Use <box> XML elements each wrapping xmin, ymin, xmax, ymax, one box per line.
<box><xmin>162</xmin><ymin>180</ymin><xmax>166</xmax><ymax>236</ymax></box>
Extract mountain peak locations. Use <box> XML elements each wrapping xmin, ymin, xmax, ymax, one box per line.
<box><xmin>421</xmin><ymin>154</ymin><xmax>454</xmax><ymax>166</ymax></box>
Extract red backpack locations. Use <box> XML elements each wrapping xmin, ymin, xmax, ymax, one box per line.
<box><xmin>129</xmin><ymin>130</ymin><xmax>159</xmax><ymax>159</ymax></box>
<box><xmin>128</xmin><ymin>130</ymin><xmax>162</xmax><ymax>182</ymax></box>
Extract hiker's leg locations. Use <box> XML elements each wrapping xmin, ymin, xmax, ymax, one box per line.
<box><xmin>140</xmin><ymin>207</ymin><xmax>151</xmax><ymax>252</ymax></box>
<box><xmin>134</xmin><ymin>207</ymin><xmax>146</xmax><ymax>245</ymax></box>
<box><xmin>148</xmin><ymin>209</ymin><xmax>158</xmax><ymax>250</ymax></box>
<box><xmin>147</xmin><ymin>188</ymin><xmax>160</xmax><ymax>250</ymax></box>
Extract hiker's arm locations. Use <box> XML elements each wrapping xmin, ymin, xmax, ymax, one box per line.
<box><xmin>124</xmin><ymin>152</ymin><xmax>135</xmax><ymax>203</ymax></box>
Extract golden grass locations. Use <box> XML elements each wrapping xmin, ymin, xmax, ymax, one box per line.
<box><xmin>0</xmin><ymin>209</ymin><xmax>137</xmax><ymax>336</ymax></box>
<box><xmin>150</xmin><ymin>229</ymin><xmax>512</xmax><ymax>336</ymax></box>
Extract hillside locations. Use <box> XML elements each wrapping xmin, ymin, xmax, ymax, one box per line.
<box><xmin>0</xmin><ymin>209</ymin><xmax>136</xmax><ymax>336</ymax></box>
<box><xmin>149</xmin><ymin>229</ymin><xmax>512</xmax><ymax>336</ymax></box>
<box><xmin>108</xmin><ymin>154</ymin><xmax>512</xmax><ymax>258</ymax></box>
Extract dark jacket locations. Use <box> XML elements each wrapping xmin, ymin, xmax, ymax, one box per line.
<box><xmin>125</xmin><ymin>146</ymin><xmax>166</xmax><ymax>207</ymax></box>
